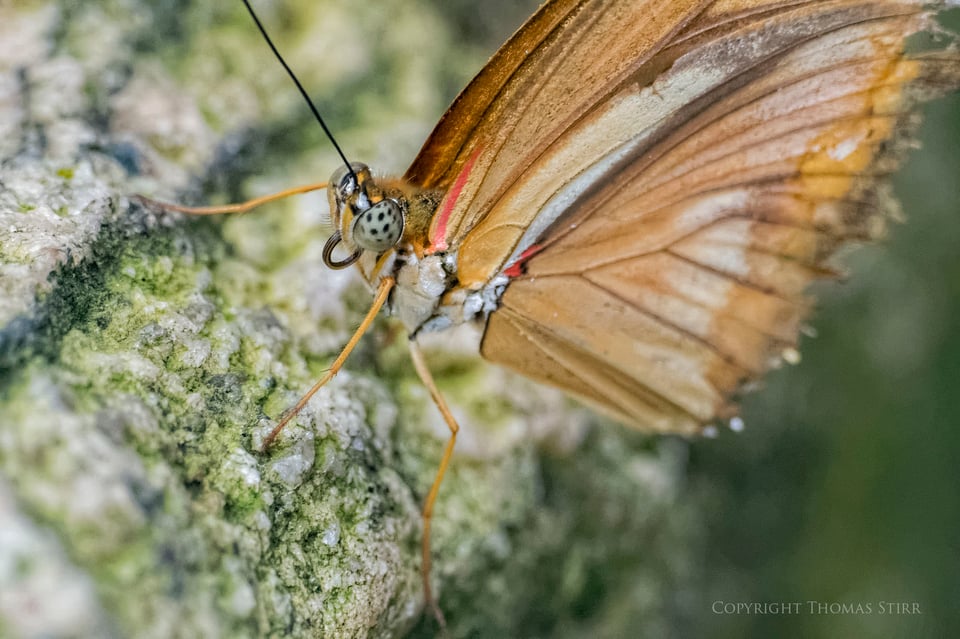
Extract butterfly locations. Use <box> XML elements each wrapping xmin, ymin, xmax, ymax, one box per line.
<box><xmin>147</xmin><ymin>0</ymin><xmax>960</xmax><ymax>631</ymax></box>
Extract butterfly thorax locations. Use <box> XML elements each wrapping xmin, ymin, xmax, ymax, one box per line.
<box><xmin>327</xmin><ymin>163</ymin><xmax>500</xmax><ymax>336</ymax></box>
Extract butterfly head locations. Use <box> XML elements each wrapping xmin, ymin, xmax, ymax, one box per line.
<box><xmin>323</xmin><ymin>162</ymin><xmax>406</xmax><ymax>269</ymax></box>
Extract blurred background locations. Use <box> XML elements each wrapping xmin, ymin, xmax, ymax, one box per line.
<box><xmin>690</xmin><ymin>82</ymin><xmax>960</xmax><ymax>639</ymax></box>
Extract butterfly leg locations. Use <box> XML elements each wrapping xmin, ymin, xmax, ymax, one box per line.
<box><xmin>134</xmin><ymin>181</ymin><xmax>329</xmax><ymax>215</ymax></box>
<box><xmin>260</xmin><ymin>275</ymin><xmax>395</xmax><ymax>450</ymax></box>
<box><xmin>408</xmin><ymin>339</ymin><xmax>460</xmax><ymax>632</ymax></box>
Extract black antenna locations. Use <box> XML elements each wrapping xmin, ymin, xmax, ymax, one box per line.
<box><xmin>240</xmin><ymin>0</ymin><xmax>357</xmax><ymax>183</ymax></box>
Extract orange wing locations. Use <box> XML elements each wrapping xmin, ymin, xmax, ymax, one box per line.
<box><xmin>404</xmin><ymin>0</ymin><xmax>715</xmax><ymax>274</ymax></box>
<box><xmin>408</xmin><ymin>0</ymin><xmax>959</xmax><ymax>433</ymax></box>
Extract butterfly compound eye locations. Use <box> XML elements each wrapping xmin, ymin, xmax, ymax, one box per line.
<box><xmin>352</xmin><ymin>198</ymin><xmax>404</xmax><ymax>252</ymax></box>
<box><xmin>330</xmin><ymin>162</ymin><xmax>371</xmax><ymax>203</ymax></box>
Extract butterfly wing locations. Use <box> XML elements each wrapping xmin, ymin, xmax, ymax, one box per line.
<box><xmin>404</xmin><ymin>0</ymin><xmax>715</xmax><ymax>263</ymax></box>
<box><xmin>406</xmin><ymin>0</ymin><xmax>959</xmax><ymax>433</ymax></box>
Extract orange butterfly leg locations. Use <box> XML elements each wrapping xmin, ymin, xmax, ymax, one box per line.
<box><xmin>135</xmin><ymin>181</ymin><xmax>329</xmax><ymax>215</ymax></box>
<box><xmin>261</xmin><ymin>276</ymin><xmax>395</xmax><ymax>450</ymax></box>
<box><xmin>408</xmin><ymin>340</ymin><xmax>460</xmax><ymax>632</ymax></box>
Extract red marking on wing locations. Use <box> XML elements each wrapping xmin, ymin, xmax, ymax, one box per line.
<box><xmin>503</xmin><ymin>244</ymin><xmax>543</xmax><ymax>278</ymax></box>
<box><xmin>427</xmin><ymin>147</ymin><xmax>482</xmax><ymax>254</ymax></box>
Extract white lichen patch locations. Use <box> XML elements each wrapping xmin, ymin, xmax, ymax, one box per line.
<box><xmin>269</xmin><ymin>429</ymin><xmax>317</xmax><ymax>488</ymax></box>
<box><xmin>175</xmin><ymin>336</ymin><xmax>212</xmax><ymax>368</ymax></box>
<box><xmin>223</xmin><ymin>447</ymin><xmax>262</xmax><ymax>489</ymax></box>
<box><xmin>322</xmin><ymin>522</ymin><xmax>341</xmax><ymax>547</ymax></box>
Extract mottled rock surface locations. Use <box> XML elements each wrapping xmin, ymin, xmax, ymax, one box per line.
<box><xmin>0</xmin><ymin>2</ymin><xmax>698</xmax><ymax>638</ymax></box>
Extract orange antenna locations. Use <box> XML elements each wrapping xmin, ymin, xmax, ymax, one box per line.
<box><xmin>134</xmin><ymin>182</ymin><xmax>328</xmax><ymax>216</ymax></box>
